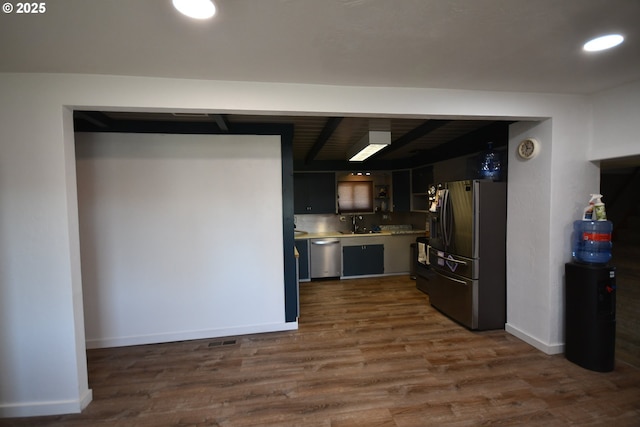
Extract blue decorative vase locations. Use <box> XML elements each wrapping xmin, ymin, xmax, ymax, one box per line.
<box><xmin>479</xmin><ymin>142</ymin><xmax>501</xmax><ymax>181</ymax></box>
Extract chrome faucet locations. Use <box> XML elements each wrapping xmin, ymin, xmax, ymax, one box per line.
<box><xmin>352</xmin><ymin>215</ymin><xmax>362</xmax><ymax>233</ymax></box>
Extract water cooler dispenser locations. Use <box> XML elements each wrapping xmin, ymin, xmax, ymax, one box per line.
<box><xmin>564</xmin><ymin>262</ymin><xmax>616</xmax><ymax>372</ymax></box>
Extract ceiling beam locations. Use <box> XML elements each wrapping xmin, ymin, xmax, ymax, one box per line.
<box><xmin>74</xmin><ymin>118</ymin><xmax>220</xmax><ymax>134</ymax></box>
<box><xmin>294</xmin><ymin>158</ymin><xmax>412</xmax><ymax>172</ymax></box>
<box><xmin>72</xmin><ymin>113</ymin><xmax>295</xmax><ymax>137</ymax></box>
<box><xmin>305</xmin><ymin>117</ymin><xmax>343</xmax><ymax>165</ymax></box>
<box><xmin>73</xmin><ymin>111</ymin><xmax>113</xmax><ymax>128</ymax></box>
<box><xmin>409</xmin><ymin>121</ymin><xmax>512</xmax><ymax>167</ymax></box>
<box><xmin>212</xmin><ymin>114</ymin><xmax>229</xmax><ymax>132</ymax></box>
<box><xmin>367</xmin><ymin>119</ymin><xmax>452</xmax><ymax>161</ymax></box>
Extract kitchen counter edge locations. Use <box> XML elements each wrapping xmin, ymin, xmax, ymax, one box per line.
<box><xmin>294</xmin><ymin>230</ymin><xmax>426</xmax><ymax>240</ymax></box>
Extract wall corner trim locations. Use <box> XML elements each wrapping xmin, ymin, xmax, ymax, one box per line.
<box><xmin>505</xmin><ymin>323</ymin><xmax>564</xmax><ymax>355</ymax></box>
<box><xmin>85</xmin><ymin>322</ymin><xmax>298</xmax><ymax>350</ymax></box>
<box><xmin>0</xmin><ymin>389</ymin><xmax>92</xmax><ymax>419</ymax></box>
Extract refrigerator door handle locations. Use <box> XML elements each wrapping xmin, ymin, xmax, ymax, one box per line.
<box><xmin>434</xmin><ymin>253</ymin><xmax>468</xmax><ymax>265</ymax></box>
<box><xmin>440</xmin><ymin>189</ymin><xmax>446</xmax><ymax>245</ymax></box>
<box><xmin>442</xmin><ymin>189</ymin><xmax>452</xmax><ymax>249</ymax></box>
<box><xmin>433</xmin><ymin>269</ymin><xmax>468</xmax><ymax>286</ymax></box>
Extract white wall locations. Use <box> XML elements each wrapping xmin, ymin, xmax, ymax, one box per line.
<box><xmin>0</xmin><ymin>93</ymin><xmax>91</xmax><ymax>416</ymax></box>
<box><xmin>505</xmin><ymin>120</ymin><xmax>554</xmax><ymax>350</ymax></box>
<box><xmin>1</xmin><ymin>72</ymin><xmax>638</xmax><ymax>417</ymax></box>
<box><xmin>76</xmin><ymin>133</ymin><xmax>286</xmax><ymax>348</ymax></box>
<box><xmin>590</xmin><ymin>80</ymin><xmax>640</xmax><ymax>161</ymax></box>
<box><xmin>505</xmin><ymin>114</ymin><xmax>600</xmax><ymax>353</ymax></box>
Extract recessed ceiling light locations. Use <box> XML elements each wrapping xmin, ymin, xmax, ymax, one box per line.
<box><xmin>583</xmin><ymin>34</ymin><xmax>624</xmax><ymax>52</ymax></box>
<box><xmin>172</xmin><ymin>0</ymin><xmax>216</xmax><ymax>20</ymax></box>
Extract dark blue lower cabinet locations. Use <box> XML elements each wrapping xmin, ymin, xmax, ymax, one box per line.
<box><xmin>295</xmin><ymin>240</ymin><xmax>310</xmax><ymax>281</ymax></box>
<box><xmin>342</xmin><ymin>244</ymin><xmax>384</xmax><ymax>277</ymax></box>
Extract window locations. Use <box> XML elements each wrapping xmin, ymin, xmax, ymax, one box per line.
<box><xmin>337</xmin><ymin>181</ymin><xmax>373</xmax><ymax>213</ymax></box>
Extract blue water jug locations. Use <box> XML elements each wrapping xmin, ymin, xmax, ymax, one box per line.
<box><xmin>572</xmin><ymin>220</ymin><xmax>613</xmax><ymax>264</ymax></box>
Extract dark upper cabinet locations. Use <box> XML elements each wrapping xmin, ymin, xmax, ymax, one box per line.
<box><xmin>293</xmin><ymin>172</ymin><xmax>336</xmax><ymax>214</ymax></box>
<box><xmin>410</xmin><ymin>165</ymin><xmax>434</xmax><ymax>212</ymax></box>
<box><xmin>392</xmin><ymin>170</ymin><xmax>410</xmax><ymax>212</ymax></box>
<box><xmin>411</xmin><ymin>165</ymin><xmax>433</xmax><ymax>194</ymax></box>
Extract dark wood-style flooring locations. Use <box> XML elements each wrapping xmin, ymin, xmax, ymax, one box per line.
<box><xmin>613</xmin><ymin>240</ymin><xmax>640</xmax><ymax>368</ymax></box>
<box><xmin>2</xmin><ymin>276</ymin><xmax>639</xmax><ymax>426</ymax></box>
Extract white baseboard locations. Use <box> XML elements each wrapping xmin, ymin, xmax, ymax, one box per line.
<box><xmin>85</xmin><ymin>321</ymin><xmax>299</xmax><ymax>349</ymax></box>
<box><xmin>505</xmin><ymin>323</ymin><xmax>564</xmax><ymax>355</ymax></box>
<box><xmin>0</xmin><ymin>389</ymin><xmax>92</xmax><ymax>418</ymax></box>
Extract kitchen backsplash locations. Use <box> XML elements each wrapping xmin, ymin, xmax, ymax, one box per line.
<box><xmin>295</xmin><ymin>212</ymin><xmax>427</xmax><ymax>234</ymax></box>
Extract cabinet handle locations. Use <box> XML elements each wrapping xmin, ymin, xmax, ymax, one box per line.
<box><xmin>312</xmin><ymin>240</ymin><xmax>340</xmax><ymax>245</ymax></box>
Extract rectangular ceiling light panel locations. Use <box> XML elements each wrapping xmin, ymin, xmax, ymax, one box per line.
<box><xmin>348</xmin><ymin>131</ymin><xmax>391</xmax><ymax>162</ymax></box>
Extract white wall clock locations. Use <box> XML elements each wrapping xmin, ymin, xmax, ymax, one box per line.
<box><xmin>517</xmin><ymin>137</ymin><xmax>540</xmax><ymax>160</ymax></box>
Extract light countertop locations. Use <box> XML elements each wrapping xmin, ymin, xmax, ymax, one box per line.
<box><xmin>294</xmin><ymin>230</ymin><xmax>426</xmax><ymax>240</ymax></box>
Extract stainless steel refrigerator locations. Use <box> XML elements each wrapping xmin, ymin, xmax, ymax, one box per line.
<box><xmin>427</xmin><ymin>180</ymin><xmax>507</xmax><ymax>330</ymax></box>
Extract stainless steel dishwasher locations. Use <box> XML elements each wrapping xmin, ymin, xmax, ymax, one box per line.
<box><xmin>310</xmin><ymin>238</ymin><xmax>341</xmax><ymax>278</ymax></box>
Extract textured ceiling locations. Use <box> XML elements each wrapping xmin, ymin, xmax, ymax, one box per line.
<box><xmin>1</xmin><ymin>0</ymin><xmax>639</xmax><ymax>94</ymax></box>
<box><xmin>7</xmin><ymin>0</ymin><xmax>640</xmax><ymax>170</ymax></box>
